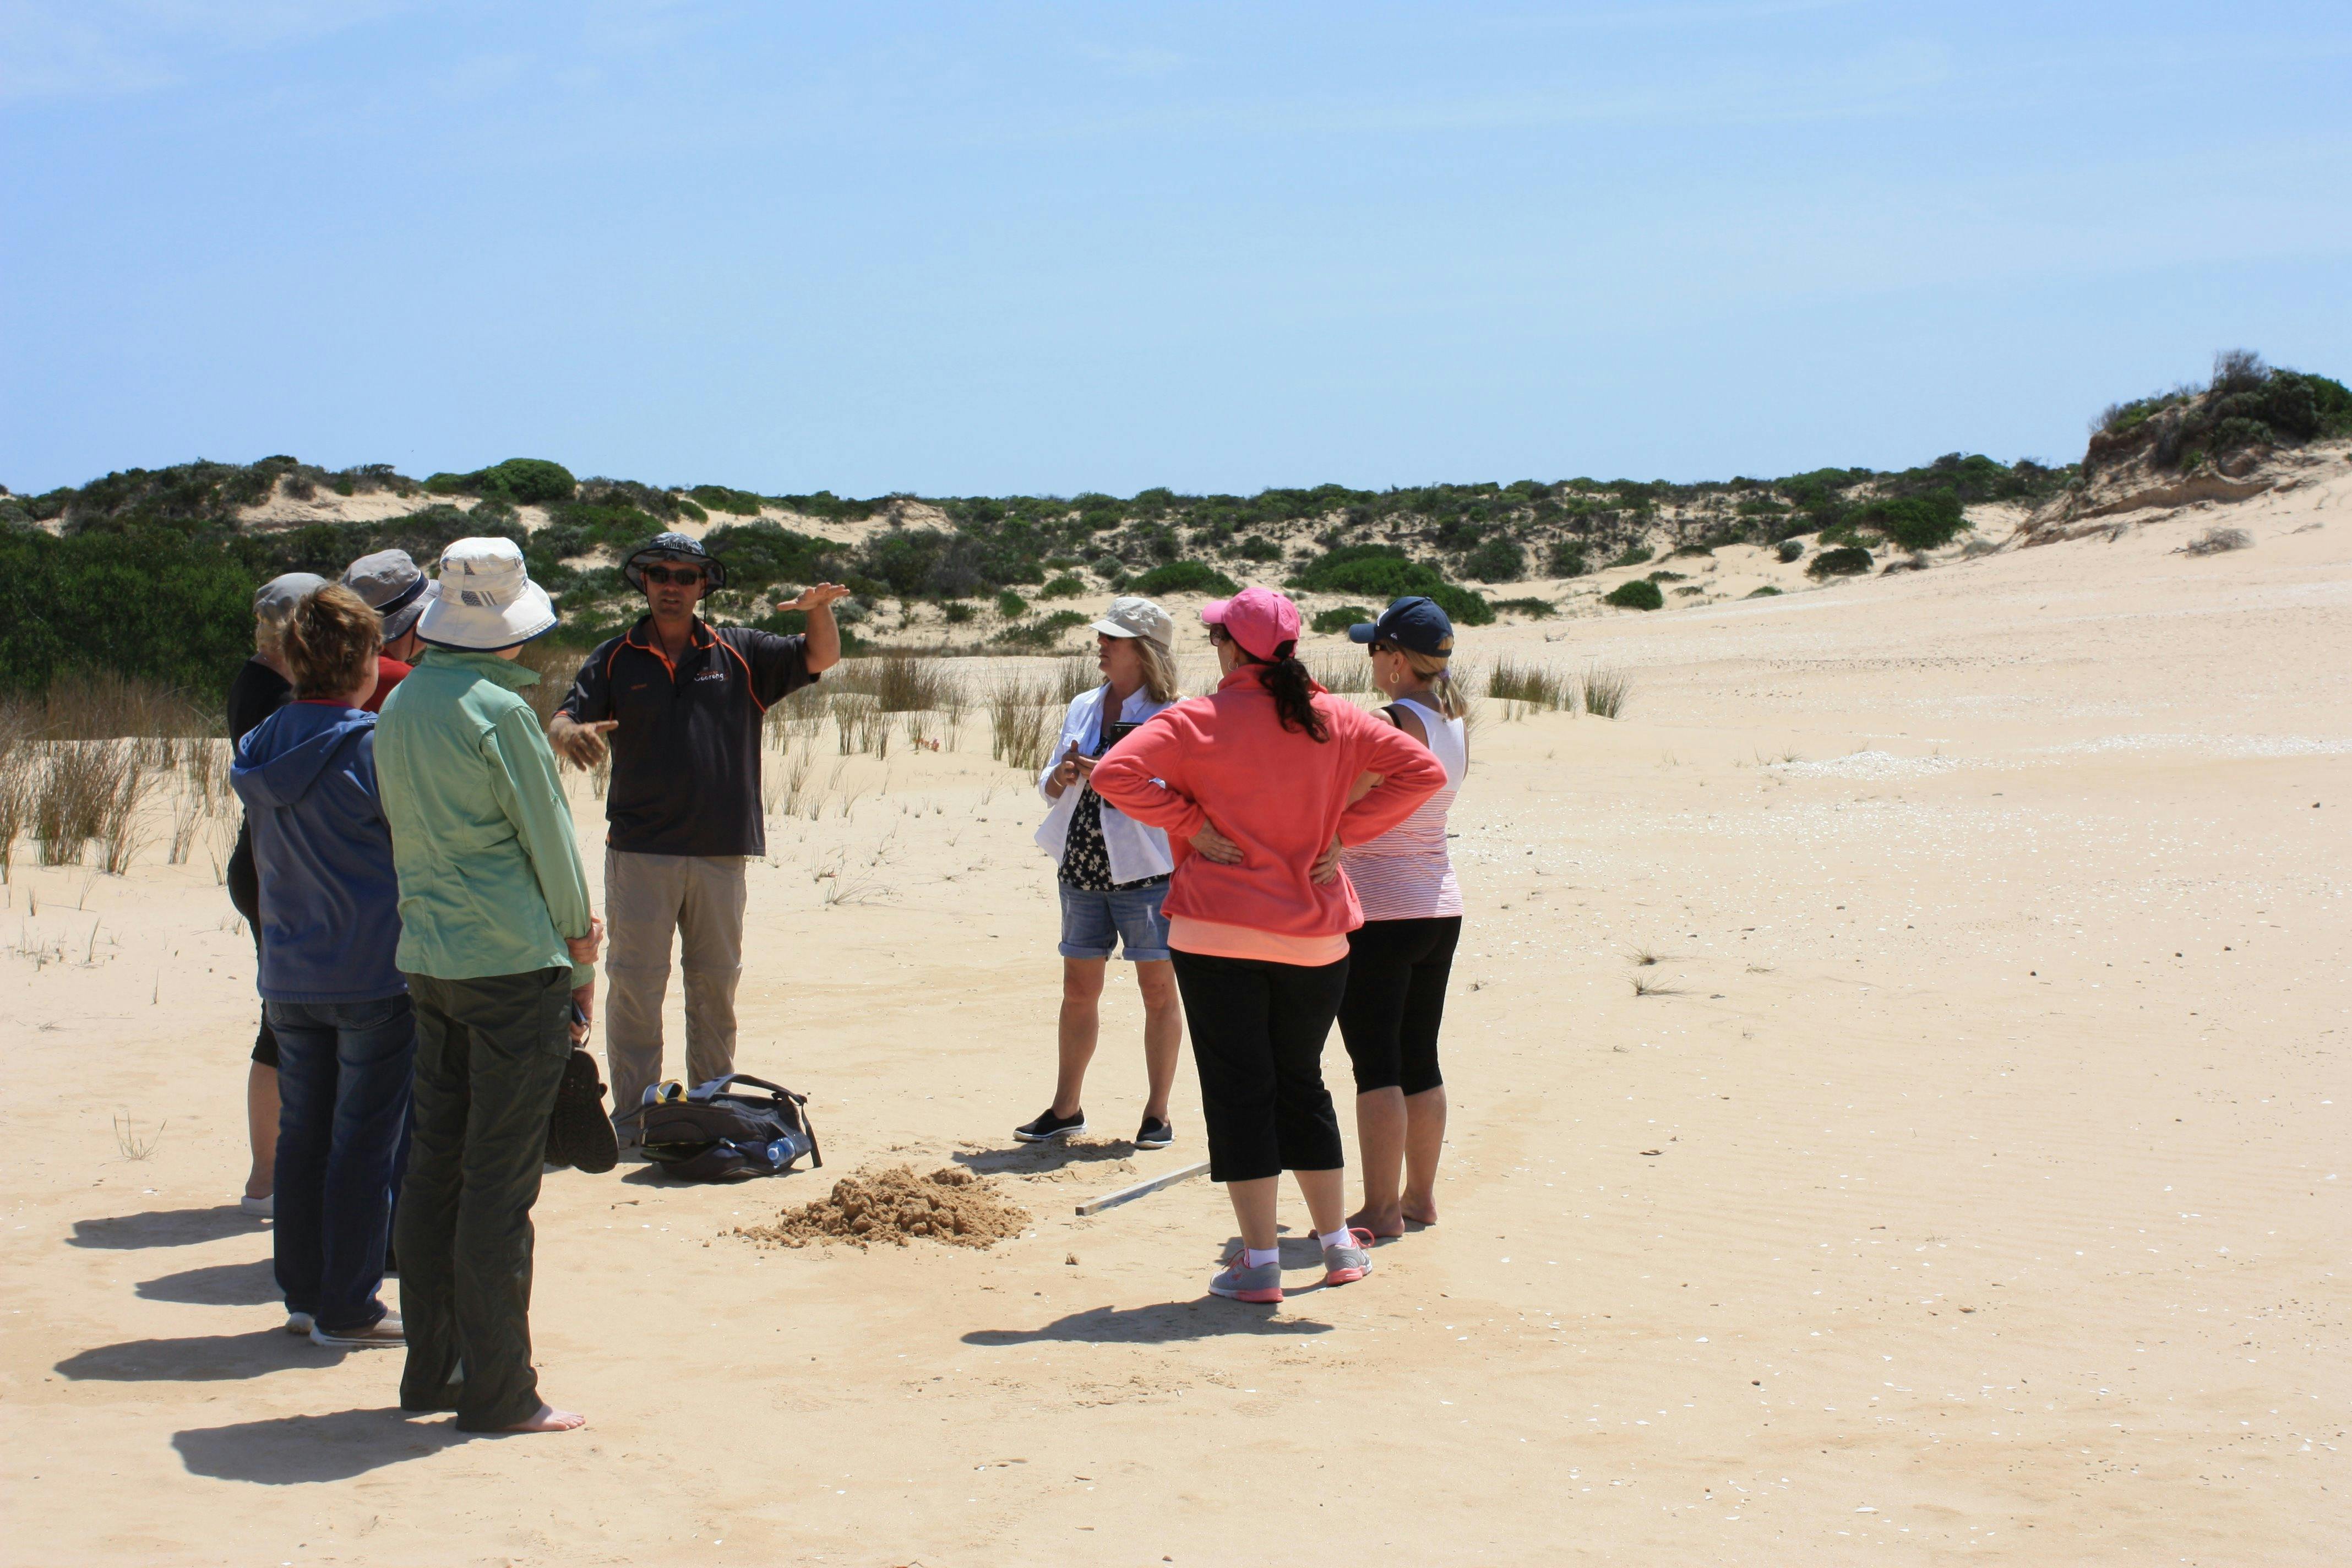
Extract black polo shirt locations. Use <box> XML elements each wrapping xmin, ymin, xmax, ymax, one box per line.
<box><xmin>558</xmin><ymin>617</ymin><xmax>816</xmax><ymax>858</ymax></box>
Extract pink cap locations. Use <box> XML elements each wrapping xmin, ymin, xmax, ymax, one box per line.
<box><xmin>1200</xmin><ymin>586</ymin><xmax>1302</xmax><ymax>662</ymax></box>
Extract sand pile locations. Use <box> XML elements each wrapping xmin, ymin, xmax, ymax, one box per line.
<box><xmin>734</xmin><ymin>1164</ymin><xmax>1030</xmax><ymax>1250</ymax></box>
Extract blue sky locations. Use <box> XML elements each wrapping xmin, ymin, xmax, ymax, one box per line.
<box><xmin>4</xmin><ymin>2</ymin><xmax>2349</xmax><ymax>497</ymax></box>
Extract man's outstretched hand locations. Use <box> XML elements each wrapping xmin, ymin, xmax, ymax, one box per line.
<box><xmin>776</xmin><ymin>583</ymin><xmax>852</xmax><ymax>614</ymax></box>
<box><xmin>551</xmin><ymin>715</ymin><xmax>618</xmax><ymax>768</ymax></box>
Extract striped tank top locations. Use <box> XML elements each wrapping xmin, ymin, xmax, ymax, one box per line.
<box><xmin>1342</xmin><ymin>695</ymin><xmax>1464</xmax><ymax>922</ymax></box>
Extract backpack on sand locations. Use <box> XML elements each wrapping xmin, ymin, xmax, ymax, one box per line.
<box><xmin>618</xmin><ymin>1073</ymin><xmax>823</xmax><ymax>1182</ymax></box>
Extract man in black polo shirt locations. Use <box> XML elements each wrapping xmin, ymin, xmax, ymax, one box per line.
<box><xmin>548</xmin><ymin>532</ymin><xmax>848</xmax><ymax>1129</ymax></box>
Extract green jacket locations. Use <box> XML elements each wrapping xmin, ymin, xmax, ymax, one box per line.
<box><xmin>375</xmin><ymin>649</ymin><xmax>594</xmax><ymax>988</ymax></box>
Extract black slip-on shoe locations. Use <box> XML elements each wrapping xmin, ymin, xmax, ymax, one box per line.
<box><xmin>550</xmin><ymin>1049</ymin><xmax>619</xmax><ymax>1174</ymax></box>
<box><xmin>1013</xmin><ymin>1108</ymin><xmax>1086</xmax><ymax>1142</ymax></box>
<box><xmin>1135</xmin><ymin>1117</ymin><xmax>1174</xmax><ymax>1150</ymax></box>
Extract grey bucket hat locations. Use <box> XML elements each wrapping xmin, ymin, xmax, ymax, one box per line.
<box><xmin>341</xmin><ymin>548</ymin><xmax>436</xmax><ymax>641</ymax></box>
<box><xmin>253</xmin><ymin>573</ymin><xmax>329</xmax><ymax>627</ymax></box>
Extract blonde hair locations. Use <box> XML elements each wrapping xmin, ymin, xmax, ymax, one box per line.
<box><xmin>1134</xmin><ymin>636</ymin><xmax>1183</xmax><ymax>704</ymax></box>
<box><xmin>1401</xmin><ymin>648</ymin><xmax>1471</xmax><ymax>720</ymax></box>
<box><xmin>281</xmin><ymin>583</ymin><xmax>383</xmax><ymax>700</ymax></box>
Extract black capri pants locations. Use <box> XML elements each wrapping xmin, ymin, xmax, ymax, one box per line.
<box><xmin>226</xmin><ymin>819</ymin><xmax>281</xmax><ymax>1069</ymax></box>
<box><xmin>1336</xmin><ymin>916</ymin><xmax>1461</xmax><ymax>1097</ymax></box>
<box><xmin>1169</xmin><ymin>949</ymin><xmax>1349</xmax><ymax>1184</ymax></box>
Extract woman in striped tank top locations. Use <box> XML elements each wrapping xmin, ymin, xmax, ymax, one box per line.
<box><xmin>1336</xmin><ymin>596</ymin><xmax>1468</xmax><ymax>1238</ymax></box>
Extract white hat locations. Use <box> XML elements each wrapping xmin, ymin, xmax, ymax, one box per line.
<box><xmin>417</xmin><ymin>537</ymin><xmax>558</xmax><ymax>650</ymax></box>
<box><xmin>1087</xmin><ymin>595</ymin><xmax>1173</xmax><ymax>648</ymax></box>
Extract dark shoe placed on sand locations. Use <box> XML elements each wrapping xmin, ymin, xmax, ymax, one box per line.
<box><xmin>1135</xmin><ymin>1116</ymin><xmax>1174</xmax><ymax>1150</ymax></box>
<box><xmin>548</xmin><ymin>1049</ymin><xmax>619</xmax><ymax>1174</ymax></box>
<box><xmin>312</xmin><ymin>1312</ymin><xmax>405</xmax><ymax>1349</ymax></box>
<box><xmin>1013</xmin><ymin>1107</ymin><xmax>1086</xmax><ymax>1143</ymax></box>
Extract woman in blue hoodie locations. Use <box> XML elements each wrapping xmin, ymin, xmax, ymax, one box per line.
<box><xmin>230</xmin><ymin>584</ymin><xmax>413</xmax><ymax>1349</ymax></box>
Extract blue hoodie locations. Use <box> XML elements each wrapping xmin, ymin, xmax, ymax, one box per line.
<box><xmin>230</xmin><ymin>702</ymin><xmax>406</xmax><ymax>1003</ymax></box>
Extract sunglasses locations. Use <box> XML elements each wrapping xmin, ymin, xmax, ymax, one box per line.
<box><xmin>641</xmin><ymin>565</ymin><xmax>706</xmax><ymax>586</ymax></box>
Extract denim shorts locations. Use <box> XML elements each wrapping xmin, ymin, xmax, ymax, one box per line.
<box><xmin>1057</xmin><ymin>880</ymin><xmax>1173</xmax><ymax>962</ymax></box>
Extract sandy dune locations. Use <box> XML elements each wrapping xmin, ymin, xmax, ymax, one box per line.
<box><xmin>4</xmin><ymin>464</ymin><xmax>2348</xmax><ymax>1565</ymax></box>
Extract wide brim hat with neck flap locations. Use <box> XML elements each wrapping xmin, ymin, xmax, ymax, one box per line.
<box><xmin>417</xmin><ymin>537</ymin><xmax>559</xmax><ymax>650</ymax></box>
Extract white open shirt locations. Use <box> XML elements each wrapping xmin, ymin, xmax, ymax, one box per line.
<box><xmin>1033</xmin><ymin>683</ymin><xmax>1176</xmax><ymax>885</ymax></box>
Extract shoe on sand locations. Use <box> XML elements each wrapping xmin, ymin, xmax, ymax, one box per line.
<box><xmin>548</xmin><ymin>1049</ymin><xmax>619</xmax><ymax>1174</ymax></box>
<box><xmin>239</xmin><ymin>1194</ymin><xmax>273</xmax><ymax>1218</ymax></box>
<box><xmin>1322</xmin><ymin>1235</ymin><xmax>1373</xmax><ymax>1288</ymax></box>
<box><xmin>1209</xmin><ymin>1257</ymin><xmax>1284</xmax><ymax>1304</ymax></box>
<box><xmin>1135</xmin><ymin>1117</ymin><xmax>1173</xmax><ymax>1150</ymax></box>
<box><xmin>312</xmin><ymin>1313</ymin><xmax>404</xmax><ymax>1349</ymax></box>
<box><xmin>1013</xmin><ymin>1108</ymin><xmax>1086</xmax><ymax>1143</ymax></box>
<box><xmin>285</xmin><ymin>1312</ymin><xmax>313</xmax><ymax>1336</ymax></box>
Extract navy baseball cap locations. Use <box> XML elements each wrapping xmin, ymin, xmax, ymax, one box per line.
<box><xmin>1347</xmin><ymin>595</ymin><xmax>1455</xmax><ymax>656</ymax></box>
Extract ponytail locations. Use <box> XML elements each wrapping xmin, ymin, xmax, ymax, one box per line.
<box><xmin>1253</xmin><ymin>640</ymin><xmax>1329</xmax><ymax>742</ymax></box>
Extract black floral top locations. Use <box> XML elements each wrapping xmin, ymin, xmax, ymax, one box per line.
<box><xmin>1058</xmin><ymin>711</ymin><xmax>1172</xmax><ymax>895</ymax></box>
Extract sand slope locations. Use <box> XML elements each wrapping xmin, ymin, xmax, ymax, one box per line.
<box><xmin>3</xmin><ymin>465</ymin><xmax>2348</xmax><ymax>1565</ymax></box>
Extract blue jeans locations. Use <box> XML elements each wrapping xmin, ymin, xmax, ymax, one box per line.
<box><xmin>1057</xmin><ymin>880</ymin><xmax>1173</xmax><ymax>962</ymax></box>
<box><xmin>266</xmin><ymin>993</ymin><xmax>417</xmax><ymax>1332</ymax></box>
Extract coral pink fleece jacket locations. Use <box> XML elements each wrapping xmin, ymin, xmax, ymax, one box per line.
<box><xmin>1090</xmin><ymin>667</ymin><xmax>1447</xmax><ymax>940</ymax></box>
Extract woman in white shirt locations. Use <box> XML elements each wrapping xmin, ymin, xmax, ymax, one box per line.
<box><xmin>1336</xmin><ymin>596</ymin><xmax>1469</xmax><ymax>1237</ymax></box>
<box><xmin>1019</xmin><ymin>597</ymin><xmax>1185</xmax><ymax>1149</ymax></box>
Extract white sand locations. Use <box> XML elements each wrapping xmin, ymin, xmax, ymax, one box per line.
<box><xmin>4</xmin><ymin>461</ymin><xmax>2348</xmax><ymax>1563</ymax></box>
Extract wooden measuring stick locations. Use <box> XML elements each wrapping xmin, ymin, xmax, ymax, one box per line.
<box><xmin>1074</xmin><ymin>1161</ymin><xmax>1211</xmax><ymax>1217</ymax></box>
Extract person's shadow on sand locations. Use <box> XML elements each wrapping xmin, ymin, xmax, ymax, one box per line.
<box><xmin>964</xmin><ymin>1299</ymin><xmax>1335</xmax><ymax>1346</ymax></box>
<box><xmin>136</xmin><ymin>1258</ymin><xmax>279</xmax><ymax>1306</ymax></box>
<box><xmin>174</xmin><ymin>1409</ymin><xmax>461</xmax><ymax>1484</ymax></box>
<box><xmin>54</xmin><ymin>1330</ymin><xmax>334</xmax><ymax>1383</ymax></box>
<box><xmin>951</xmin><ymin>1141</ymin><xmax>1142</xmax><ymax>1175</ymax></box>
<box><xmin>68</xmin><ymin>1207</ymin><xmax>260</xmax><ymax>1250</ymax></box>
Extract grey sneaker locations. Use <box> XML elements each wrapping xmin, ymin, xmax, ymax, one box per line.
<box><xmin>1322</xmin><ymin>1231</ymin><xmax>1373</xmax><ymax>1288</ymax></box>
<box><xmin>1208</xmin><ymin>1256</ymin><xmax>1284</xmax><ymax>1303</ymax></box>
<box><xmin>284</xmin><ymin>1312</ymin><xmax>313</xmax><ymax>1336</ymax></box>
<box><xmin>312</xmin><ymin>1313</ymin><xmax>405</xmax><ymax>1349</ymax></box>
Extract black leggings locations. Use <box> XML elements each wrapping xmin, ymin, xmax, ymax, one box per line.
<box><xmin>1169</xmin><ymin>949</ymin><xmax>1348</xmax><ymax>1184</ymax></box>
<box><xmin>227</xmin><ymin>820</ymin><xmax>280</xmax><ymax>1069</ymax></box>
<box><xmin>1336</xmin><ymin>916</ymin><xmax>1460</xmax><ymax>1097</ymax></box>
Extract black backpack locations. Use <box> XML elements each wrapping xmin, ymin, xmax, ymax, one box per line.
<box><xmin>618</xmin><ymin>1074</ymin><xmax>823</xmax><ymax>1183</ymax></box>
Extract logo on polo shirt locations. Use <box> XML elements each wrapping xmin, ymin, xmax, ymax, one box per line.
<box><xmin>693</xmin><ymin>669</ymin><xmax>727</xmax><ymax>683</ymax></box>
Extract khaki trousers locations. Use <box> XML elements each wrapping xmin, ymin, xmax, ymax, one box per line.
<box><xmin>602</xmin><ymin>848</ymin><xmax>748</xmax><ymax>1126</ymax></box>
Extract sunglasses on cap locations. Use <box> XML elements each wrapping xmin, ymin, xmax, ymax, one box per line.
<box><xmin>641</xmin><ymin>565</ymin><xmax>706</xmax><ymax>586</ymax></box>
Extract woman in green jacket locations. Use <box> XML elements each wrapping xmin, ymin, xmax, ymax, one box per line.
<box><xmin>374</xmin><ymin>537</ymin><xmax>602</xmax><ymax>1435</ymax></box>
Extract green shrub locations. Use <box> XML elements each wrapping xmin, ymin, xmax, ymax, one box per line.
<box><xmin>1548</xmin><ymin>542</ymin><xmax>1588</xmax><ymax>577</ymax></box>
<box><xmin>0</xmin><ymin>529</ymin><xmax>257</xmax><ymax>698</ymax></box>
<box><xmin>943</xmin><ymin>600</ymin><xmax>974</xmax><ymax>624</ymax></box>
<box><xmin>1131</xmin><ymin>559</ymin><xmax>1239</xmax><ymax>596</ymax></box>
<box><xmin>1776</xmin><ymin>538</ymin><xmax>1805</xmax><ymax>563</ymax></box>
<box><xmin>675</xmin><ymin>497</ymin><xmax>708</xmax><ymax>524</ymax></box>
<box><xmin>1237</xmin><ymin>535</ymin><xmax>1283</xmax><ymax>561</ymax></box>
<box><xmin>701</xmin><ymin>520</ymin><xmax>832</xmax><ymax>596</ymax></box>
<box><xmin>1604</xmin><ymin>578</ymin><xmax>1663</xmax><ymax>611</ymax></box>
<box><xmin>1863</xmin><ymin>489</ymin><xmax>1968</xmax><ymax>551</ymax></box>
<box><xmin>689</xmin><ymin>484</ymin><xmax>763</xmax><ymax>516</ymax></box>
<box><xmin>995</xmin><ymin>590</ymin><xmax>1028</xmax><ymax>618</ymax></box>
<box><xmin>481</xmin><ymin>459</ymin><xmax>576</xmax><ymax>505</ymax></box>
<box><xmin>992</xmin><ymin>609</ymin><xmax>1089</xmax><ymax>649</ymax></box>
<box><xmin>1669</xmin><ymin>543</ymin><xmax>1714</xmax><ymax>558</ymax></box>
<box><xmin>1310</xmin><ymin>605</ymin><xmax>1373</xmax><ymax>635</ymax></box>
<box><xmin>1287</xmin><ymin>545</ymin><xmax>1494</xmax><ymax>625</ymax></box>
<box><xmin>1807</xmin><ymin>546</ymin><xmax>1874</xmax><ymax>578</ymax></box>
<box><xmin>1493</xmin><ymin>597</ymin><xmax>1555</xmax><ymax>617</ymax></box>
<box><xmin>1747</xmin><ymin>585</ymin><xmax>1782</xmax><ymax>597</ymax></box>
<box><xmin>1607</xmin><ymin>543</ymin><xmax>1653</xmax><ymax>568</ymax></box>
<box><xmin>1038</xmin><ymin>575</ymin><xmax>1088</xmax><ymax>600</ymax></box>
<box><xmin>1461</xmin><ymin>537</ymin><xmax>1526</xmax><ymax>582</ymax></box>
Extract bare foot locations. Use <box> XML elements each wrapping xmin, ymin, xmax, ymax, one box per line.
<box><xmin>1348</xmin><ymin>1205</ymin><xmax>1407</xmax><ymax>1239</ymax></box>
<box><xmin>501</xmin><ymin>1404</ymin><xmax>586</xmax><ymax>1433</ymax></box>
<box><xmin>1400</xmin><ymin>1197</ymin><xmax>1439</xmax><ymax>1226</ymax></box>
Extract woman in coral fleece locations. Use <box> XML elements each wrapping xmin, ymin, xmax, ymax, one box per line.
<box><xmin>1091</xmin><ymin>587</ymin><xmax>1445</xmax><ymax>1304</ymax></box>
